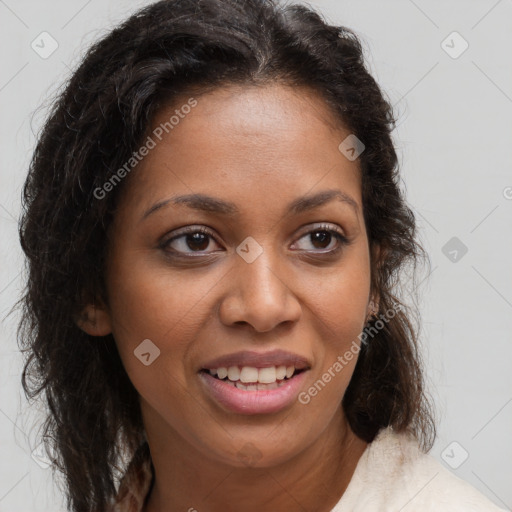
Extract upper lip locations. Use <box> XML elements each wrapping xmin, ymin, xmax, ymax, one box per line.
<box><xmin>200</xmin><ymin>349</ymin><xmax>311</xmax><ymax>371</ymax></box>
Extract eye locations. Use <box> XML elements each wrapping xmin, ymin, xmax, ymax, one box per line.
<box><xmin>160</xmin><ymin>226</ymin><xmax>222</xmax><ymax>255</ymax></box>
<box><xmin>160</xmin><ymin>223</ymin><xmax>350</xmax><ymax>258</ymax></box>
<box><xmin>291</xmin><ymin>223</ymin><xmax>349</xmax><ymax>254</ymax></box>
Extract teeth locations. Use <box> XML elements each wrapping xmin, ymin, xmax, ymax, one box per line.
<box><xmin>240</xmin><ymin>366</ymin><xmax>259</xmax><ymax>383</ymax></box>
<box><xmin>258</xmin><ymin>366</ymin><xmax>276</xmax><ymax>383</ymax></box>
<box><xmin>227</xmin><ymin>366</ymin><xmax>240</xmax><ymax>381</ymax></box>
<box><xmin>217</xmin><ymin>367</ymin><xmax>228</xmax><ymax>380</ymax></box>
<box><xmin>276</xmin><ymin>365</ymin><xmax>287</xmax><ymax>380</ymax></box>
<box><xmin>235</xmin><ymin>381</ymin><xmax>281</xmax><ymax>391</ymax></box>
<box><xmin>208</xmin><ymin>364</ymin><xmax>299</xmax><ymax>383</ymax></box>
<box><xmin>259</xmin><ymin>382</ymin><xmax>278</xmax><ymax>390</ymax></box>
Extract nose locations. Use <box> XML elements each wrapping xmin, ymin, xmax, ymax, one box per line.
<box><xmin>218</xmin><ymin>247</ymin><xmax>302</xmax><ymax>333</ymax></box>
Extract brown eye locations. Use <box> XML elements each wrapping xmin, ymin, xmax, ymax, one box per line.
<box><xmin>292</xmin><ymin>224</ymin><xmax>349</xmax><ymax>254</ymax></box>
<box><xmin>308</xmin><ymin>230</ymin><xmax>335</xmax><ymax>250</ymax></box>
<box><xmin>161</xmin><ymin>226</ymin><xmax>221</xmax><ymax>255</ymax></box>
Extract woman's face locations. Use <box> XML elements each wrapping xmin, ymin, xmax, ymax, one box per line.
<box><xmin>101</xmin><ymin>83</ymin><xmax>374</xmax><ymax>467</ymax></box>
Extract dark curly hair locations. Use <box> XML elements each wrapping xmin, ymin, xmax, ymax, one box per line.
<box><xmin>17</xmin><ymin>0</ymin><xmax>436</xmax><ymax>510</ymax></box>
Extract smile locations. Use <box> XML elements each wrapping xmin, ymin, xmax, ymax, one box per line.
<box><xmin>198</xmin><ymin>367</ymin><xmax>308</xmax><ymax>415</ymax></box>
<box><xmin>207</xmin><ymin>364</ymin><xmax>300</xmax><ymax>384</ymax></box>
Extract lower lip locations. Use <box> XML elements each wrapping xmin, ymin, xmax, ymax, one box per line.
<box><xmin>198</xmin><ymin>370</ymin><xmax>308</xmax><ymax>415</ymax></box>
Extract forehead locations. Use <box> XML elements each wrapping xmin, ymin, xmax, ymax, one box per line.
<box><xmin>154</xmin><ymin>82</ymin><xmax>346</xmax><ymax>145</ymax></box>
<box><xmin>116</xmin><ymin>83</ymin><xmax>362</xmax><ymax>220</ymax></box>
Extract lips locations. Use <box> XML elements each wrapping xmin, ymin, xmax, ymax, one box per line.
<box><xmin>198</xmin><ymin>369</ymin><xmax>308</xmax><ymax>414</ymax></box>
<box><xmin>198</xmin><ymin>349</ymin><xmax>311</xmax><ymax>414</ymax></box>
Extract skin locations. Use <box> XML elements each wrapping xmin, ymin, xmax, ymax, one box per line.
<box><xmin>79</xmin><ymin>83</ymin><xmax>380</xmax><ymax>512</ymax></box>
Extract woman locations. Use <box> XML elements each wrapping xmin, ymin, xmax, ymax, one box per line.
<box><xmin>17</xmin><ymin>0</ymin><xmax>505</xmax><ymax>511</ymax></box>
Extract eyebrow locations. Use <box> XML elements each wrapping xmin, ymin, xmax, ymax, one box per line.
<box><xmin>141</xmin><ymin>189</ymin><xmax>359</xmax><ymax>222</ymax></box>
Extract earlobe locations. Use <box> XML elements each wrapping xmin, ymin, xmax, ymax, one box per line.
<box><xmin>366</xmin><ymin>298</ymin><xmax>379</xmax><ymax>323</ymax></box>
<box><xmin>76</xmin><ymin>303</ymin><xmax>112</xmax><ymax>336</ymax></box>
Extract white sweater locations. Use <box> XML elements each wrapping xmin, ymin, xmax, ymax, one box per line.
<box><xmin>111</xmin><ymin>427</ymin><xmax>507</xmax><ymax>511</ymax></box>
<box><xmin>331</xmin><ymin>427</ymin><xmax>507</xmax><ymax>511</ymax></box>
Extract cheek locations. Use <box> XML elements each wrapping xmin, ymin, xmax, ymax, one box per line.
<box><xmin>299</xmin><ymin>332</ymin><xmax>361</xmax><ymax>425</ymax></box>
<box><xmin>106</xmin><ymin>251</ymin><xmax>214</xmax><ymax>341</ymax></box>
<box><xmin>301</xmin><ymin>248</ymin><xmax>370</xmax><ymax>403</ymax></box>
<box><xmin>104</xmin><ymin>254</ymin><xmax>212</xmax><ymax>391</ymax></box>
<box><xmin>305</xmin><ymin>248</ymin><xmax>371</xmax><ymax>340</ymax></box>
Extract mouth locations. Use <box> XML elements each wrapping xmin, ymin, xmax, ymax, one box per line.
<box><xmin>198</xmin><ymin>364</ymin><xmax>309</xmax><ymax>415</ymax></box>
<box><xmin>199</xmin><ymin>365</ymin><xmax>306</xmax><ymax>391</ymax></box>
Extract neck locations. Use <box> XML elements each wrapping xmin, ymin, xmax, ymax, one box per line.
<box><xmin>142</xmin><ymin>408</ymin><xmax>368</xmax><ymax>512</ymax></box>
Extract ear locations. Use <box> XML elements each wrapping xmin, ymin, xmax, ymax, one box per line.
<box><xmin>75</xmin><ymin>301</ymin><xmax>112</xmax><ymax>336</ymax></box>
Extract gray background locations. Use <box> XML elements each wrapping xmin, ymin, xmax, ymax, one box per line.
<box><xmin>0</xmin><ymin>0</ymin><xmax>511</xmax><ymax>510</ymax></box>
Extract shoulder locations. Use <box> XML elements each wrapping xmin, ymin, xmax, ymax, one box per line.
<box><xmin>332</xmin><ymin>427</ymin><xmax>507</xmax><ymax>512</ymax></box>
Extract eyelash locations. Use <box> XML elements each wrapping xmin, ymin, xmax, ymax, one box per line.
<box><xmin>159</xmin><ymin>223</ymin><xmax>350</xmax><ymax>258</ymax></box>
